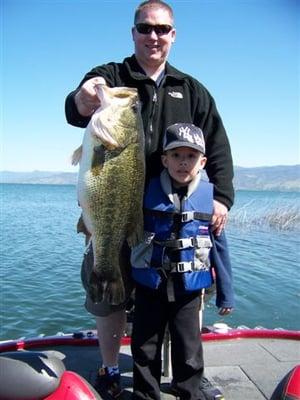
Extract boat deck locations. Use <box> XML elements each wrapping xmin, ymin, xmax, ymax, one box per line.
<box><xmin>36</xmin><ymin>334</ymin><xmax>300</xmax><ymax>400</ymax></box>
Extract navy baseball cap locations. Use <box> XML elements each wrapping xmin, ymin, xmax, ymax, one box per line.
<box><xmin>163</xmin><ymin>123</ymin><xmax>205</xmax><ymax>154</ymax></box>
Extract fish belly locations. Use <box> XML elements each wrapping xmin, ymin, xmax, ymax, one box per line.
<box><xmin>77</xmin><ymin>129</ymin><xmax>95</xmax><ymax>235</ymax></box>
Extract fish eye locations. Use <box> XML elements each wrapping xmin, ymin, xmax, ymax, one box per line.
<box><xmin>131</xmin><ymin>102</ymin><xmax>139</xmax><ymax>113</ymax></box>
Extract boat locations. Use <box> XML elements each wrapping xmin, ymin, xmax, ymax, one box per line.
<box><xmin>1</xmin><ymin>325</ymin><xmax>299</xmax><ymax>400</ymax></box>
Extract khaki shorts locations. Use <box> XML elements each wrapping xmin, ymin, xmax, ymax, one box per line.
<box><xmin>81</xmin><ymin>242</ymin><xmax>134</xmax><ymax>317</ymax></box>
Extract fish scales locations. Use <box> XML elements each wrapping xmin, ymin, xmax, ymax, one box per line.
<box><xmin>73</xmin><ymin>85</ymin><xmax>145</xmax><ymax>305</ymax></box>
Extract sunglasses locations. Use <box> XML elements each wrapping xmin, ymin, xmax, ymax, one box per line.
<box><xmin>135</xmin><ymin>23</ymin><xmax>173</xmax><ymax>36</ymax></box>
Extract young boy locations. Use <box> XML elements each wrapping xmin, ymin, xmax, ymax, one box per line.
<box><xmin>130</xmin><ymin>123</ymin><xmax>234</xmax><ymax>400</ymax></box>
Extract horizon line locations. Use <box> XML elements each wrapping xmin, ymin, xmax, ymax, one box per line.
<box><xmin>0</xmin><ymin>164</ymin><xmax>299</xmax><ymax>174</ymax></box>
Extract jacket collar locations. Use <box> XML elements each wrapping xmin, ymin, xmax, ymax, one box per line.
<box><xmin>125</xmin><ymin>55</ymin><xmax>186</xmax><ymax>82</ymax></box>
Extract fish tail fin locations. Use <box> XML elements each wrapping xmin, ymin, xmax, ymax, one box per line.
<box><xmin>92</xmin><ymin>243</ymin><xmax>125</xmax><ymax>305</ymax></box>
<box><xmin>71</xmin><ymin>145</ymin><xmax>83</xmax><ymax>165</ymax></box>
<box><xmin>104</xmin><ymin>279</ymin><xmax>125</xmax><ymax>305</ymax></box>
<box><xmin>88</xmin><ymin>270</ymin><xmax>105</xmax><ymax>303</ymax></box>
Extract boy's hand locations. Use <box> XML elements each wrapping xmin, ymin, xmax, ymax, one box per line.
<box><xmin>212</xmin><ymin>200</ymin><xmax>228</xmax><ymax>236</ymax></box>
<box><xmin>218</xmin><ymin>307</ymin><xmax>233</xmax><ymax>316</ymax></box>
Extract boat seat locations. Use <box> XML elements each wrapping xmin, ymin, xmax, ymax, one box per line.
<box><xmin>0</xmin><ymin>350</ymin><xmax>65</xmax><ymax>400</ymax></box>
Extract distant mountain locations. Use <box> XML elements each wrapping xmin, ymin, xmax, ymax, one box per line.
<box><xmin>0</xmin><ymin>165</ymin><xmax>299</xmax><ymax>191</ymax></box>
<box><xmin>0</xmin><ymin>170</ymin><xmax>77</xmax><ymax>185</ymax></box>
<box><xmin>233</xmin><ymin>165</ymin><xmax>300</xmax><ymax>191</ymax></box>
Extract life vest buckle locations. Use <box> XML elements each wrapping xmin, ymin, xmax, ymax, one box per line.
<box><xmin>181</xmin><ymin>211</ymin><xmax>194</xmax><ymax>222</ymax></box>
<box><xmin>170</xmin><ymin>261</ymin><xmax>194</xmax><ymax>273</ymax></box>
<box><xmin>177</xmin><ymin>262</ymin><xmax>186</xmax><ymax>272</ymax></box>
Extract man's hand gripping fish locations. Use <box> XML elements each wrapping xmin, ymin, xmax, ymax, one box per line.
<box><xmin>72</xmin><ymin>84</ymin><xmax>145</xmax><ymax>305</ymax></box>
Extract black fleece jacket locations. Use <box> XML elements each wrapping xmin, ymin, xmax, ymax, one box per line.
<box><xmin>65</xmin><ymin>55</ymin><xmax>234</xmax><ymax>209</ymax></box>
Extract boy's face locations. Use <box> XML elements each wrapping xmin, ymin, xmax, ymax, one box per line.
<box><xmin>161</xmin><ymin>147</ymin><xmax>207</xmax><ymax>188</ymax></box>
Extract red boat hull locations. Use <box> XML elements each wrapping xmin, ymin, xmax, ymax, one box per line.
<box><xmin>0</xmin><ymin>328</ymin><xmax>299</xmax><ymax>353</ymax></box>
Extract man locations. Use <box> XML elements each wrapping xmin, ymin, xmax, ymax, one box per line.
<box><xmin>65</xmin><ymin>1</ymin><xmax>234</xmax><ymax>399</ymax></box>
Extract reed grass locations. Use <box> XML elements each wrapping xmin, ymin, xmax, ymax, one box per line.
<box><xmin>228</xmin><ymin>201</ymin><xmax>300</xmax><ymax>231</ymax></box>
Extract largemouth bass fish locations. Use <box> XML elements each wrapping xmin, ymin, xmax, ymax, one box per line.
<box><xmin>72</xmin><ymin>85</ymin><xmax>145</xmax><ymax>305</ymax></box>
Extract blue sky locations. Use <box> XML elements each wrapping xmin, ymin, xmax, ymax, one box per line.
<box><xmin>2</xmin><ymin>0</ymin><xmax>299</xmax><ymax>172</ymax></box>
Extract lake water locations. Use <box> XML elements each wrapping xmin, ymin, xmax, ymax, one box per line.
<box><xmin>1</xmin><ymin>183</ymin><xmax>299</xmax><ymax>340</ymax></box>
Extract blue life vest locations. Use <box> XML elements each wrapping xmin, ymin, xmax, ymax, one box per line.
<box><xmin>131</xmin><ymin>171</ymin><xmax>214</xmax><ymax>292</ymax></box>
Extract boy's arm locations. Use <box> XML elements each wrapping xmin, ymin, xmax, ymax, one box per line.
<box><xmin>210</xmin><ymin>231</ymin><xmax>235</xmax><ymax>309</ymax></box>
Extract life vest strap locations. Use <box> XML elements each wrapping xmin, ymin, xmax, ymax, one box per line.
<box><xmin>154</xmin><ymin>261</ymin><xmax>194</xmax><ymax>273</ymax></box>
<box><xmin>154</xmin><ymin>235</ymin><xmax>212</xmax><ymax>250</ymax></box>
<box><xmin>144</xmin><ymin>209</ymin><xmax>212</xmax><ymax>222</ymax></box>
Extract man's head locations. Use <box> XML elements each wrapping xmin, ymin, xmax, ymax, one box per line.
<box><xmin>161</xmin><ymin>123</ymin><xmax>207</xmax><ymax>187</ymax></box>
<box><xmin>134</xmin><ymin>1</ymin><xmax>174</xmax><ymax>25</ymax></box>
<box><xmin>132</xmin><ymin>1</ymin><xmax>176</xmax><ymax>74</ymax></box>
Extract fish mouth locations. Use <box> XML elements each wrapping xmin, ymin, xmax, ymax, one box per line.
<box><xmin>91</xmin><ymin>118</ymin><xmax>120</xmax><ymax>150</ymax></box>
<box><xmin>94</xmin><ymin>83</ymin><xmax>107</xmax><ymax>105</ymax></box>
<box><xmin>95</xmin><ymin>84</ymin><xmax>138</xmax><ymax>102</ymax></box>
<box><xmin>91</xmin><ymin>84</ymin><xmax>138</xmax><ymax>150</ymax></box>
<box><xmin>92</xmin><ymin>125</ymin><xmax>120</xmax><ymax>150</ymax></box>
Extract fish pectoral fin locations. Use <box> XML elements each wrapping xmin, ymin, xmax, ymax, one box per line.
<box><xmin>71</xmin><ymin>145</ymin><xmax>83</xmax><ymax>166</ymax></box>
<box><xmin>92</xmin><ymin>145</ymin><xmax>105</xmax><ymax>169</ymax></box>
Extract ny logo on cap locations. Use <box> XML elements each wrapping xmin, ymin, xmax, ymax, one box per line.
<box><xmin>178</xmin><ymin>126</ymin><xmax>204</xmax><ymax>146</ymax></box>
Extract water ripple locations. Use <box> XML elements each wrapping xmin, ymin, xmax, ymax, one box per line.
<box><xmin>1</xmin><ymin>184</ymin><xmax>300</xmax><ymax>339</ymax></box>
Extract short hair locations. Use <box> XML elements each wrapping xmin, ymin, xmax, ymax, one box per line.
<box><xmin>134</xmin><ymin>0</ymin><xmax>174</xmax><ymax>25</ymax></box>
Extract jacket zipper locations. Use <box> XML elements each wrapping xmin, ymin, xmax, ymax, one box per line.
<box><xmin>147</xmin><ymin>88</ymin><xmax>158</xmax><ymax>153</ymax></box>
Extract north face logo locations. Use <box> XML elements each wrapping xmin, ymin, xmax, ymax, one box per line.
<box><xmin>168</xmin><ymin>91</ymin><xmax>183</xmax><ymax>99</ymax></box>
